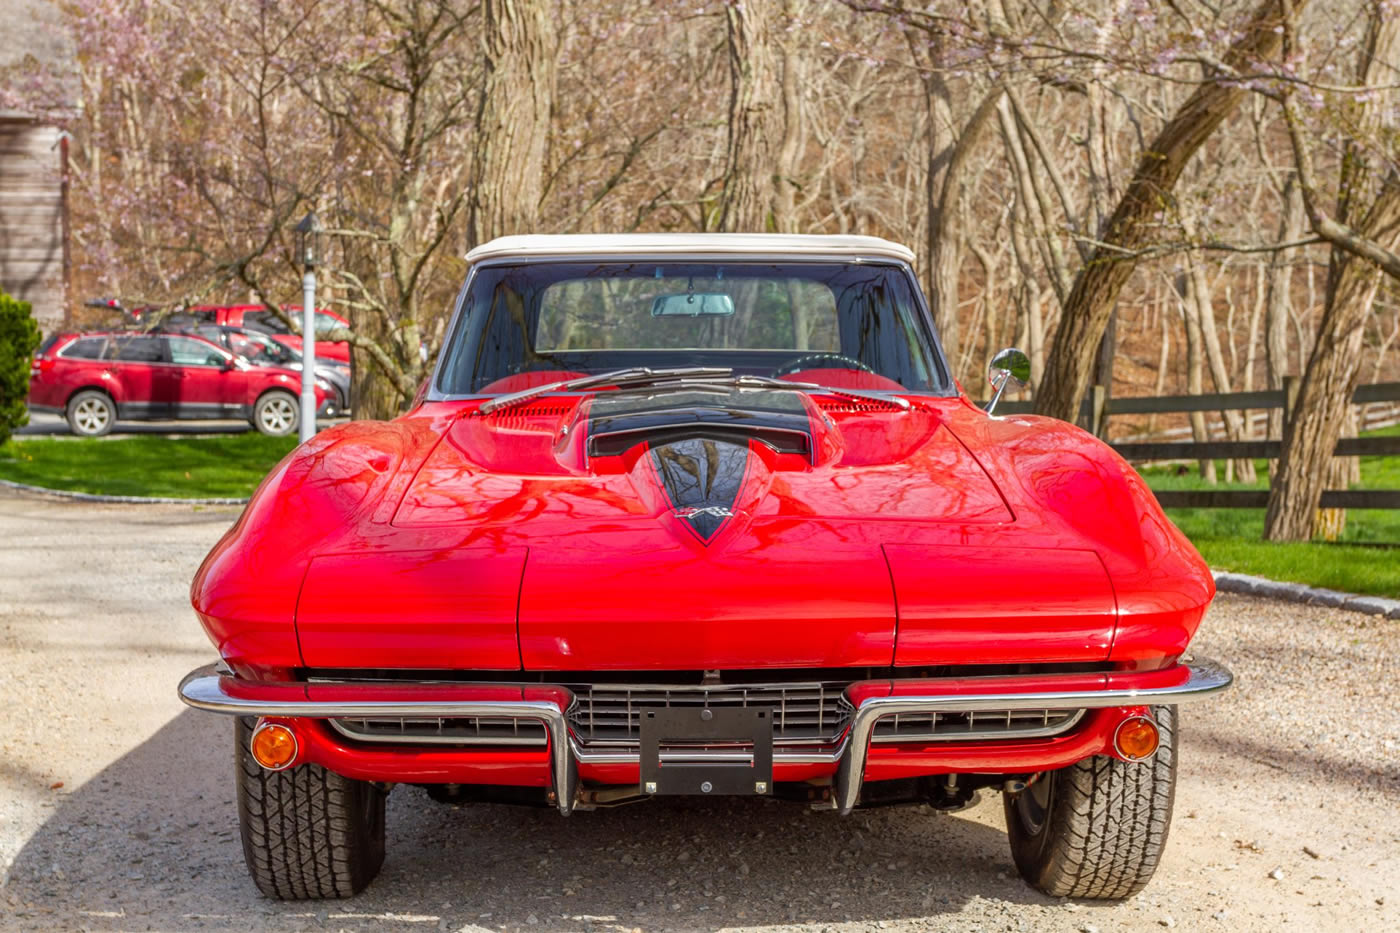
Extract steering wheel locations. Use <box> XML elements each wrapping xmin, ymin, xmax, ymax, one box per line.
<box><xmin>772</xmin><ymin>353</ymin><xmax>875</xmax><ymax>378</ymax></box>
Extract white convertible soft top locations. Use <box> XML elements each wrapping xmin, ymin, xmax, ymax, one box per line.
<box><xmin>465</xmin><ymin>233</ymin><xmax>916</xmax><ymax>266</ymax></box>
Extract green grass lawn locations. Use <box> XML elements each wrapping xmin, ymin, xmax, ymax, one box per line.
<box><xmin>1142</xmin><ymin>425</ymin><xmax>1400</xmax><ymax>597</ymax></box>
<box><xmin>0</xmin><ymin>434</ymin><xmax>296</xmax><ymax>498</ymax></box>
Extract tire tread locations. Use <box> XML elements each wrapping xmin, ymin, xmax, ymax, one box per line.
<box><xmin>1005</xmin><ymin>705</ymin><xmax>1178</xmax><ymax>899</ymax></box>
<box><xmin>234</xmin><ymin>718</ymin><xmax>385</xmax><ymax>899</ymax></box>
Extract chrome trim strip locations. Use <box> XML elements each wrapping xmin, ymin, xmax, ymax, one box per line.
<box><xmin>569</xmin><ymin>737</ymin><xmax>848</xmax><ymax>767</ymax></box>
<box><xmin>831</xmin><ymin>657</ymin><xmax>1234</xmax><ymax>814</ymax></box>
<box><xmin>178</xmin><ymin>665</ymin><xmax>577</xmax><ymax>816</ymax></box>
<box><xmin>326</xmin><ymin>718</ymin><xmax>550</xmax><ymax>747</ymax></box>
<box><xmin>870</xmin><ymin>708</ymin><xmax>1086</xmax><ymax>744</ymax></box>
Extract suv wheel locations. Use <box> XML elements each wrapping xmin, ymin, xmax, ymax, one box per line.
<box><xmin>235</xmin><ymin>718</ymin><xmax>386</xmax><ymax>899</ymax></box>
<box><xmin>253</xmin><ymin>391</ymin><xmax>299</xmax><ymax>437</ymax></box>
<box><xmin>1003</xmin><ymin>705</ymin><xmax>1177</xmax><ymax>899</ymax></box>
<box><xmin>67</xmin><ymin>390</ymin><xmax>116</xmax><ymax>437</ymax></box>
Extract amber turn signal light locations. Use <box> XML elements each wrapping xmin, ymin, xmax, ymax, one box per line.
<box><xmin>1114</xmin><ymin>716</ymin><xmax>1160</xmax><ymax>762</ymax></box>
<box><xmin>250</xmin><ymin>721</ymin><xmax>298</xmax><ymax>771</ymax></box>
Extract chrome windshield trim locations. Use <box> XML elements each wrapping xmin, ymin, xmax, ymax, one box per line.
<box><xmin>424</xmin><ymin>255</ymin><xmax>959</xmax><ymax>403</ymax></box>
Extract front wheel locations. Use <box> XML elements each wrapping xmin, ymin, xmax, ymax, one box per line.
<box><xmin>252</xmin><ymin>391</ymin><xmax>299</xmax><ymax>437</ymax></box>
<box><xmin>1003</xmin><ymin>705</ymin><xmax>1177</xmax><ymax>899</ymax></box>
<box><xmin>235</xmin><ymin>718</ymin><xmax>386</xmax><ymax>899</ymax></box>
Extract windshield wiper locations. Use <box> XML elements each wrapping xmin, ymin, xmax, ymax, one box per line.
<box><xmin>477</xmin><ymin>366</ymin><xmax>734</xmax><ymax>414</ymax></box>
<box><xmin>632</xmin><ymin>373</ymin><xmax>912</xmax><ymax>411</ymax></box>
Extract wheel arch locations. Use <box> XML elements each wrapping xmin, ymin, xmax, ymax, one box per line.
<box><xmin>65</xmin><ymin>383</ymin><xmax>120</xmax><ymax>410</ymax></box>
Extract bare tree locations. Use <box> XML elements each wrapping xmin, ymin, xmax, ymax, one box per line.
<box><xmin>717</xmin><ymin>0</ymin><xmax>782</xmax><ymax>231</ymax></box>
<box><xmin>469</xmin><ymin>0</ymin><xmax>559</xmax><ymax>246</ymax></box>
<box><xmin>1266</xmin><ymin>0</ymin><xmax>1400</xmax><ymax>540</ymax></box>
<box><xmin>1035</xmin><ymin>0</ymin><xmax>1306</xmax><ymax>421</ymax></box>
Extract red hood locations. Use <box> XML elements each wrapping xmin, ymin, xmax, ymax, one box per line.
<box><xmin>201</xmin><ymin>393</ymin><xmax>1210</xmax><ymax>678</ymax></box>
<box><xmin>393</xmin><ymin>393</ymin><xmax>1011</xmax><ymax>528</ymax></box>
<box><xmin>311</xmin><ymin>392</ymin><xmax>1103</xmax><ymax>672</ymax></box>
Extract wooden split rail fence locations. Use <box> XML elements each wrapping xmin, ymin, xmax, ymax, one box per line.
<box><xmin>991</xmin><ymin>378</ymin><xmax>1400</xmax><ymax>510</ymax></box>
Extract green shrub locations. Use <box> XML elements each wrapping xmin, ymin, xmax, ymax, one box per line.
<box><xmin>0</xmin><ymin>290</ymin><xmax>41</xmax><ymax>446</ymax></box>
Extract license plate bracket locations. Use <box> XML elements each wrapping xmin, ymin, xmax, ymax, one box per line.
<box><xmin>639</xmin><ymin>707</ymin><xmax>774</xmax><ymax>796</ymax></box>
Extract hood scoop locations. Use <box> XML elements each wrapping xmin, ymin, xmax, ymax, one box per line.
<box><xmin>586</xmin><ymin>389</ymin><xmax>814</xmax><ymax>461</ymax></box>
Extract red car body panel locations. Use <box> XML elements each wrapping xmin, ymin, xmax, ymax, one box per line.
<box><xmin>27</xmin><ymin>331</ymin><xmax>329</xmax><ymax>422</ymax></box>
<box><xmin>297</xmin><ymin>548</ymin><xmax>527</xmax><ymax>670</ymax></box>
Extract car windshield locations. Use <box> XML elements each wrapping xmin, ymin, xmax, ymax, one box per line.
<box><xmin>228</xmin><ymin>330</ymin><xmax>295</xmax><ymax>365</ymax></box>
<box><xmin>435</xmin><ymin>261</ymin><xmax>950</xmax><ymax>396</ymax></box>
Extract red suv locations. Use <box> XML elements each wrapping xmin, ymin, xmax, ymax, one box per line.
<box><xmin>28</xmin><ymin>332</ymin><xmax>331</xmax><ymax>437</ymax></box>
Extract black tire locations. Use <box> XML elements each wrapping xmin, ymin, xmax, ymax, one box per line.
<box><xmin>234</xmin><ymin>718</ymin><xmax>386</xmax><ymax>899</ymax></box>
<box><xmin>66</xmin><ymin>389</ymin><xmax>116</xmax><ymax>437</ymax></box>
<box><xmin>1003</xmin><ymin>705</ymin><xmax>1177</xmax><ymax>899</ymax></box>
<box><xmin>252</xmin><ymin>390</ymin><xmax>299</xmax><ymax>437</ymax></box>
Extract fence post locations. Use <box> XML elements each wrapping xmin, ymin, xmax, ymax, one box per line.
<box><xmin>1089</xmin><ymin>385</ymin><xmax>1107</xmax><ymax>438</ymax></box>
<box><xmin>1281</xmin><ymin>376</ymin><xmax>1299</xmax><ymax>447</ymax></box>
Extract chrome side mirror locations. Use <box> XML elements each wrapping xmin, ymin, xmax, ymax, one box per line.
<box><xmin>985</xmin><ymin>347</ymin><xmax>1030</xmax><ymax>415</ymax></box>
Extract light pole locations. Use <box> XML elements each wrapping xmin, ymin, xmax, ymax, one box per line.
<box><xmin>294</xmin><ymin>211</ymin><xmax>323</xmax><ymax>443</ymax></box>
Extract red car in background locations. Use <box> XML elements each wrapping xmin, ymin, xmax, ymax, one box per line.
<box><xmin>186</xmin><ymin>306</ymin><xmax>352</xmax><ymax>364</ymax></box>
<box><xmin>128</xmin><ymin>305</ymin><xmax>352</xmax><ymax>364</ymax></box>
<box><xmin>29</xmin><ymin>331</ymin><xmax>332</xmax><ymax>436</ymax></box>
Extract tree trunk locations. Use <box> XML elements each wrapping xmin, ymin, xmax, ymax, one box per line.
<box><xmin>1034</xmin><ymin>0</ymin><xmax>1303</xmax><ymax>421</ymax></box>
<box><xmin>718</xmin><ymin>0</ymin><xmax>781</xmax><ymax>231</ymax></box>
<box><xmin>1266</xmin><ymin>4</ymin><xmax>1400</xmax><ymax>540</ymax></box>
<box><xmin>1265</xmin><ymin>177</ymin><xmax>1304</xmax><ymax>471</ymax></box>
<box><xmin>771</xmin><ymin>0</ymin><xmax>808</xmax><ymax>233</ymax></box>
<box><xmin>925</xmin><ymin>87</ymin><xmax>1004</xmax><ymax>377</ymax></box>
<box><xmin>1179</xmin><ymin>221</ymin><xmax>1257</xmax><ymax>482</ymax></box>
<box><xmin>1264</xmin><ymin>193</ymin><xmax>1399</xmax><ymax>539</ymax></box>
<box><xmin>469</xmin><ymin>0</ymin><xmax>558</xmax><ymax>246</ymax></box>
<box><xmin>1176</xmin><ymin>272</ymin><xmax>1217</xmax><ymax>483</ymax></box>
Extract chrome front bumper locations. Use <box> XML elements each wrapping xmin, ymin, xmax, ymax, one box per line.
<box><xmin>178</xmin><ymin>657</ymin><xmax>1232</xmax><ymax>815</ymax></box>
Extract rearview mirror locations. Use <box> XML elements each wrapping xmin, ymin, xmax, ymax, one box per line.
<box><xmin>651</xmin><ymin>293</ymin><xmax>735</xmax><ymax>317</ymax></box>
<box><xmin>985</xmin><ymin>347</ymin><xmax>1030</xmax><ymax>415</ymax></box>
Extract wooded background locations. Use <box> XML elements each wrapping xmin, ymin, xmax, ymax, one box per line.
<box><xmin>3</xmin><ymin>0</ymin><xmax>1398</xmax><ymax>540</ymax></box>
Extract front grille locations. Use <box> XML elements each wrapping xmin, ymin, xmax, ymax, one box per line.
<box><xmin>567</xmin><ymin>682</ymin><xmax>850</xmax><ymax>747</ymax></box>
<box><xmin>320</xmin><ymin>683</ymin><xmax>1086</xmax><ymax>750</ymax></box>
<box><xmin>328</xmin><ymin>717</ymin><xmax>548</xmax><ymax>746</ymax></box>
<box><xmin>871</xmin><ymin>708</ymin><xmax>1085</xmax><ymax>743</ymax></box>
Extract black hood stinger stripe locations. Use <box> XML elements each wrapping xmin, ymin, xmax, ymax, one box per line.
<box><xmin>650</xmin><ymin>437</ymin><xmax>750</xmax><ymax>542</ymax></box>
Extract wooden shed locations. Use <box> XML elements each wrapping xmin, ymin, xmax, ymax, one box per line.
<box><xmin>1</xmin><ymin>0</ymin><xmax>73</xmax><ymax>335</ymax></box>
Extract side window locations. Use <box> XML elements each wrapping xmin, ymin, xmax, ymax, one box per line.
<box><xmin>60</xmin><ymin>337</ymin><xmax>107</xmax><ymax>360</ymax></box>
<box><xmin>167</xmin><ymin>337</ymin><xmax>227</xmax><ymax>367</ymax></box>
<box><xmin>314</xmin><ymin>312</ymin><xmax>342</xmax><ymax>338</ymax></box>
<box><xmin>104</xmin><ymin>336</ymin><xmax>164</xmax><ymax>363</ymax></box>
<box><xmin>244</xmin><ymin>310</ymin><xmax>291</xmax><ymax>335</ymax></box>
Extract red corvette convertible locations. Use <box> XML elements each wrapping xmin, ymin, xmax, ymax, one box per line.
<box><xmin>179</xmin><ymin>234</ymin><xmax>1231</xmax><ymax>901</ymax></box>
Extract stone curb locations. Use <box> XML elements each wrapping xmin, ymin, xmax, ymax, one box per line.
<box><xmin>0</xmin><ymin>478</ymin><xmax>248</xmax><ymax>507</ymax></box>
<box><xmin>1213</xmin><ymin>570</ymin><xmax>1400</xmax><ymax>620</ymax></box>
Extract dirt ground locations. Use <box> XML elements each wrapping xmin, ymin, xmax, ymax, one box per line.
<box><xmin>1</xmin><ymin>488</ymin><xmax>1396</xmax><ymax>933</ymax></box>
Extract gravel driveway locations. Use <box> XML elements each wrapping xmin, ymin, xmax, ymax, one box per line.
<box><xmin>1</xmin><ymin>489</ymin><xmax>1396</xmax><ymax>933</ymax></box>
